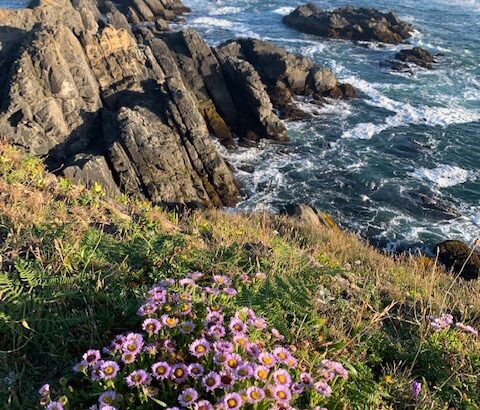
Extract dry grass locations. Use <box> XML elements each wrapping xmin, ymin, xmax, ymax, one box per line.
<box><xmin>1</xmin><ymin>142</ymin><xmax>479</xmax><ymax>409</ymax></box>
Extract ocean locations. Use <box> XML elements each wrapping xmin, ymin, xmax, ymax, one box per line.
<box><xmin>2</xmin><ymin>0</ymin><xmax>480</xmax><ymax>251</ymax></box>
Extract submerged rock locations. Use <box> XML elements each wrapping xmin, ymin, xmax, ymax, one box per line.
<box><xmin>283</xmin><ymin>4</ymin><xmax>413</xmax><ymax>44</ymax></box>
<box><xmin>435</xmin><ymin>240</ymin><xmax>480</xmax><ymax>280</ymax></box>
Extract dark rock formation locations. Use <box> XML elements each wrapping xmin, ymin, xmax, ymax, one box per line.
<box><xmin>283</xmin><ymin>4</ymin><xmax>413</xmax><ymax>44</ymax></box>
<box><xmin>381</xmin><ymin>47</ymin><xmax>438</xmax><ymax>72</ymax></box>
<box><xmin>0</xmin><ymin>0</ymin><xmax>354</xmax><ymax>208</ymax></box>
<box><xmin>395</xmin><ymin>47</ymin><xmax>437</xmax><ymax>69</ymax></box>
<box><xmin>218</xmin><ymin>38</ymin><xmax>356</xmax><ymax>119</ymax></box>
<box><xmin>435</xmin><ymin>240</ymin><xmax>480</xmax><ymax>280</ymax></box>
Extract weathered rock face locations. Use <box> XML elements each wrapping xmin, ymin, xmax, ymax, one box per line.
<box><xmin>435</xmin><ymin>240</ymin><xmax>480</xmax><ymax>281</ymax></box>
<box><xmin>0</xmin><ymin>0</ymin><xmax>354</xmax><ymax>208</ymax></box>
<box><xmin>283</xmin><ymin>4</ymin><xmax>413</xmax><ymax>44</ymax></box>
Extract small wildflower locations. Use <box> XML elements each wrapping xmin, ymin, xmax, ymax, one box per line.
<box><xmin>190</xmin><ymin>338</ymin><xmax>211</xmax><ymax>358</ymax></box>
<box><xmin>272</xmin><ymin>385</ymin><xmax>292</xmax><ymax>403</ymax></box>
<box><xmin>246</xmin><ymin>386</ymin><xmax>265</xmax><ymax>403</ymax></box>
<box><xmin>99</xmin><ymin>391</ymin><xmax>116</xmax><ymax>405</ymax></box>
<box><xmin>412</xmin><ymin>381</ymin><xmax>422</xmax><ymax>400</ymax></box>
<box><xmin>142</xmin><ymin>318</ymin><xmax>162</xmax><ymax>335</ymax></box>
<box><xmin>254</xmin><ymin>365</ymin><xmax>269</xmax><ymax>381</ymax></box>
<box><xmin>161</xmin><ymin>315</ymin><xmax>179</xmax><ymax>328</ymax></box>
<box><xmin>195</xmin><ymin>400</ymin><xmax>213</xmax><ymax>410</ymax></box>
<box><xmin>178</xmin><ymin>388</ymin><xmax>198</xmax><ymax>407</ymax></box>
<box><xmin>171</xmin><ymin>364</ymin><xmax>189</xmax><ymax>383</ymax></box>
<box><xmin>99</xmin><ymin>361</ymin><xmax>119</xmax><ymax>380</ymax></box>
<box><xmin>202</xmin><ymin>371</ymin><xmax>221</xmax><ymax>391</ymax></box>
<box><xmin>83</xmin><ymin>350</ymin><xmax>101</xmax><ymax>366</ymax></box>
<box><xmin>188</xmin><ymin>363</ymin><xmax>205</xmax><ymax>379</ymax></box>
<box><xmin>456</xmin><ymin>322</ymin><xmax>479</xmax><ymax>336</ymax></box>
<box><xmin>258</xmin><ymin>352</ymin><xmax>276</xmax><ymax>368</ymax></box>
<box><xmin>152</xmin><ymin>362</ymin><xmax>171</xmax><ymax>380</ymax></box>
<box><xmin>39</xmin><ymin>384</ymin><xmax>50</xmax><ymax>396</ymax></box>
<box><xmin>222</xmin><ymin>393</ymin><xmax>243</xmax><ymax>410</ymax></box>
<box><xmin>314</xmin><ymin>381</ymin><xmax>332</xmax><ymax>397</ymax></box>
<box><xmin>126</xmin><ymin>370</ymin><xmax>150</xmax><ymax>387</ymax></box>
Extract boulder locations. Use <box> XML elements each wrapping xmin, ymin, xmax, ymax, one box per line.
<box><xmin>283</xmin><ymin>4</ymin><xmax>413</xmax><ymax>44</ymax></box>
<box><xmin>63</xmin><ymin>153</ymin><xmax>121</xmax><ymax>196</ymax></box>
<box><xmin>435</xmin><ymin>240</ymin><xmax>480</xmax><ymax>280</ymax></box>
<box><xmin>283</xmin><ymin>204</ymin><xmax>339</xmax><ymax>229</ymax></box>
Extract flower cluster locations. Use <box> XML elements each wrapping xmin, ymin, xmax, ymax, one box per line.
<box><xmin>427</xmin><ymin>313</ymin><xmax>478</xmax><ymax>336</ymax></box>
<box><xmin>39</xmin><ymin>272</ymin><xmax>347</xmax><ymax>409</ymax></box>
<box><xmin>427</xmin><ymin>313</ymin><xmax>454</xmax><ymax>331</ymax></box>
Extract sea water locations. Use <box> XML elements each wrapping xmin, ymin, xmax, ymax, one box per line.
<box><xmin>2</xmin><ymin>0</ymin><xmax>480</xmax><ymax>251</ymax></box>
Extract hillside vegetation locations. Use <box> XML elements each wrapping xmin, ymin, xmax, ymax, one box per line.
<box><xmin>0</xmin><ymin>142</ymin><xmax>479</xmax><ymax>409</ymax></box>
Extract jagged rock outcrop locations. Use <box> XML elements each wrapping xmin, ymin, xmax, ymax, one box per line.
<box><xmin>0</xmin><ymin>0</ymin><xmax>354</xmax><ymax>208</ymax></box>
<box><xmin>218</xmin><ymin>38</ymin><xmax>356</xmax><ymax>119</ymax></box>
<box><xmin>435</xmin><ymin>240</ymin><xmax>480</xmax><ymax>281</ymax></box>
<box><xmin>283</xmin><ymin>4</ymin><xmax>413</xmax><ymax>44</ymax></box>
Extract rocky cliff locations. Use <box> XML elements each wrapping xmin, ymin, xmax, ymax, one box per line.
<box><xmin>0</xmin><ymin>0</ymin><xmax>354</xmax><ymax>208</ymax></box>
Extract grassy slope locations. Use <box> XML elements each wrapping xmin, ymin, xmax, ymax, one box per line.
<box><xmin>0</xmin><ymin>142</ymin><xmax>479</xmax><ymax>409</ymax></box>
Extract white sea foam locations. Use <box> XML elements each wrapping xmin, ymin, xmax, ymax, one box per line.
<box><xmin>341</xmin><ymin>77</ymin><xmax>480</xmax><ymax>139</ymax></box>
<box><xmin>209</xmin><ymin>7</ymin><xmax>243</xmax><ymax>16</ymax></box>
<box><xmin>190</xmin><ymin>16</ymin><xmax>259</xmax><ymax>38</ymax></box>
<box><xmin>411</xmin><ymin>165</ymin><xmax>472</xmax><ymax>188</ymax></box>
<box><xmin>273</xmin><ymin>6</ymin><xmax>295</xmax><ymax>15</ymax></box>
<box><xmin>190</xmin><ymin>17</ymin><xmax>233</xmax><ymax>28</ymax></box>
<box><xmin>436</xmin><ymin>0</ymin><xmax>480</xmax><ymax>13</ymax></box>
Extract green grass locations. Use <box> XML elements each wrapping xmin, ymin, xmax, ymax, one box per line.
<box><xmin>0</xmin><ymin>142</ymin><xmax>479</xmax><ymax>409</ymax></box>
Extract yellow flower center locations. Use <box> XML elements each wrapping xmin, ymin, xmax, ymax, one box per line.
<box><xmin>104</xmin><ymin>397</ymin><xmax>113</xmax><ymax>404</ymax></box>
<box><xmin>251</xmin><ymin>391</ymin><xmax>261</xmax><ymax>400</ymax></box>
<box><xmin>133</xmin><ymin>374</ymin><xmax>142</xmax><ymax>382</ymax></box>
<box><xmin>104</xmin><ymin>366</ymin><xmax>114</xmax><ymax>375</ymax></box>
<box><xmin>127</xmin><ymin>343</ymin><xmax>137</xmax><ymax>352</ymax></box>
<box><xmin>146</xmin><ymin>324</ymin><xmax>155</xmax><ymax>332</ymax></box>
<box><xmin>257</xmin><ymin>369</ymin><xmax>268</xmax><ymax>379</ymax></box>
<box><xmin>184</xmin><ymin>394</ymin><xmax>193</xmax><ymax>402</ymax></box>
<box><xmin>277</xmin><ymin>375</ymin><xmax>287</xmax><ymax>384</ymax></box>
<box><xmin>277</xmin><ymin>391</ymin><xmax>287</xmax><ymax>400</ymax></box>
<box><xmin>166</xmin><ymin>318</ymin><xmax>177</xmax><ymax>326</ymax></box>
<box><xmin>227</xmin><ymin>359</ymin><xmax>238</xmax><ymax>368</ymax></box>
<box><xmin>227</xmin><ymin>399</ymin><xmax>237</xmax><ymax>408</ymax></box>
<box><xmin>262</xmin><ymin>357</ymin><xmax>273</xmax><ymax>365</ymax></box>
<box><xmin>195</xmin><ymin>345</ymin><xmax>206</xmax><ymax>354</ymax></box>
<box><xmin>278</xmin><ymin>352</ymin><xmax>287</xmax><ymax>359</ymax></box>
<box><xmin>174</xmin><ymin>369</ymin><xmax>184</xmax><ymax>378</ymax></box>
<box><xmin>156</xmin><ymin>366</ymin><xmax>166</xmax><ymax>375</ymax></box>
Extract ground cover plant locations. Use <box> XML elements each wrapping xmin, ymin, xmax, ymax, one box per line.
<box><xmin>0</xmin><ymin>142</ymin><xmax>479</xmax><ymax>409</ymax></box>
